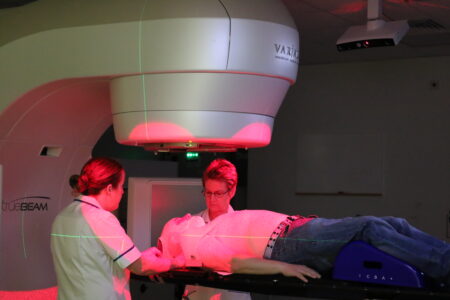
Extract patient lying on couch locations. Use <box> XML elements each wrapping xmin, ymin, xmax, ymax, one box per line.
<box><xmin>158</xmin><ymin>210</ymin><xmax>450</xmax><ymax>284</ymax></box>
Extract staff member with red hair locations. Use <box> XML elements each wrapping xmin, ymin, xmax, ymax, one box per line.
<box><xmin>51</xmin><ymin>157</ymin><xmax>173</xmax><ymax>300</ymax></box>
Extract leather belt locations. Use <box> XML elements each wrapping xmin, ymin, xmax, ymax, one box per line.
<box><xmin>263</xmin><ymin>215</ymin><xmax>299</xmax><ymax>259</ymax></box>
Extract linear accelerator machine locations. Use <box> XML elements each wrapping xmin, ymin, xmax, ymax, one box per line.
<box><xmin>0</xmin><ymin>0</ymin><xmax>297</xmax><ymax>294</ymax></box>
<box><xmin>1</xmin><ymin>1</ymin><xmax>448</xmax><ymax>299</ymax></box>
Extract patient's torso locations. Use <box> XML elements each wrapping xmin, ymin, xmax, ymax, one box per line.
<box><xmin>181</xmin><ymin>210</ymin><xmax>287</xmax><ymax>271</ymax></box>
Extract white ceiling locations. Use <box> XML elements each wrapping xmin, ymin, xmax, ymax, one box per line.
<box><xmin>282</xmin><ymin>0</ymin><xmax>450</xmax><ymax>65</ymax></box>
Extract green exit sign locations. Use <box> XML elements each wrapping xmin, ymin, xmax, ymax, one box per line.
<box><xmin>186</xmin><ymin>152</ymin><xmax>199</xmax><ymax>160</ymax></box>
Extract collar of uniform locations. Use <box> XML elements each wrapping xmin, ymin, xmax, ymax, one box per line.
<box><xmin>74</xmin><ymin>195</ymin><xmax>102</xmax><ymax>209</ymax></box>
<box><xmin>202</xmin><ymin>205</ymin><xmax>234</xmax><ymax>224</ymax></box>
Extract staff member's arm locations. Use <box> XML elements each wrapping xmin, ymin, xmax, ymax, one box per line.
<box><xmin>128</xmin><ymin>247</ymin><xmax>173</xmax><ymax>276</ymax></box>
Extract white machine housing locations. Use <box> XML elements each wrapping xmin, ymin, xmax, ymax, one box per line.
<box><xmin>110</xmin><ymin>0</ymin><xmax>300</xmax><ymax>151</ymax></box>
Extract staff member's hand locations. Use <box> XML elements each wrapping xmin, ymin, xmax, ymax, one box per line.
<box><xmin>141</xmin><ymin>247</ymin><xmax>172</xmax><ymax>274</ymax></box>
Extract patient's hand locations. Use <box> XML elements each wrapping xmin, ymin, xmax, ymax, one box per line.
<box><xmin>280</xmin><ymin>263</ymin><xmax>321</xmax><ymax>283</ymax></box>
<box><xmin>230</xmin><ymin>256</ymin><xmax>321</xmax><ymax>282</ymax></box>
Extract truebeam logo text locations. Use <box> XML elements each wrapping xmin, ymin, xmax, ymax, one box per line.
<box><xmin>2</xmin><ymin>196</ymin><xmax>50</xmax><ymax>212</ymax></box>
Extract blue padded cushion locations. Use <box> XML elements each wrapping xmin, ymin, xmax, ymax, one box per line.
<box><xmin>332</xmin><ymin>241</ymin><xmax>425</xmax><ymax>288</ymax></box>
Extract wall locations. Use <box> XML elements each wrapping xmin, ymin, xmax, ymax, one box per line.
<box><xmin>248</xmin><ymin>56</ymin><xmax>450</xmax><ymax>240</ymax></box>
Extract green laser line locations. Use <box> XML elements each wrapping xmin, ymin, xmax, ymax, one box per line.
<box><xmin>51</xmin><ymin>233</ymin><xmax>126</xmax><ymax>239</ymax></box>
<box><xmin>21</xmin><ymin>210</ymin><xmax>27</xmax><ymax>259</ymax></box>
<box><xmin>182</xmin><ymin>234</ymin><xmax>347</xmax><ymax>243</ymax></box>
<box><xmin>138</xmin><ymin>0</ymin><xmax>150</xmax><ymax>139</ymax></box>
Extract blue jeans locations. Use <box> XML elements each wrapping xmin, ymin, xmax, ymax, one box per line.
<box><xmin>270</xmin><ymin>216</ymin><xmax>450</xmax><ymax>280</ymax></box>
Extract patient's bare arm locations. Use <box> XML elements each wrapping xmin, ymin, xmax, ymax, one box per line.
<box><xmin>230</xmin><ymin>256</ymin><xmax>321</xmax><ymax>283</ymax></box>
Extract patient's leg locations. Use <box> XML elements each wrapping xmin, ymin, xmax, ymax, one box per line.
<box><xmin>270</xmin><ymin>217</ymin><xmax>362</xmax><ymax>273</ymax></box>
<box><xmin>271</xmin><ymin>216</ymin><xmax>450</xmax><ymax>281</ymax></box>
<box><xmin>381</xmin><ymin>216</ymin><xmax>449</xmax><ymax>251</ymax></box>
<box><xmin>357</xmin><ymin>217</ymin><xmax>450</xmax><ymax>280</ymax></box>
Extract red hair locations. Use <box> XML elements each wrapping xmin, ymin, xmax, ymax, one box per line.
<box><xmin>202</xmin><ymin>158</ymin><xmax>237</xmax><ymax>190</ymax></box>
<box><xmin>77</xmin><ymin>157</ymin><xmax>124</xmax><ymax>196</ymax></box>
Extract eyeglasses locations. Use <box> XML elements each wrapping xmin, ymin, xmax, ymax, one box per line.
<box><xmin>202</xmin><ymin>189</ymin><xmax>229</xmax><ymax>199</ymax></box>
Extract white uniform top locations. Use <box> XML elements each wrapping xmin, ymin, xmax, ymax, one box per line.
<box><xmin>183</xmin><ymin>206</ymin><xmax>252</xmax><ymax>300</ymax></box>
<box><xmin>50</xmin><ymin>195</ymin><xmax>141</xmax><ymax>300</ymax></box>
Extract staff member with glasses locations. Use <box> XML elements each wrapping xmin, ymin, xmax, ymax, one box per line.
<box><xmin>182</xmin><ymin>159</ymin><xmax>252</xmax><ymax>300</ymax></box>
